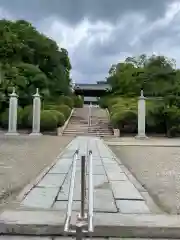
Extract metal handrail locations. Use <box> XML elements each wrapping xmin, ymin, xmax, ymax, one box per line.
<box><xmin>64</xmin><ymin>150</ymin><xmax>79</xmax><ymax>232</ymax></box>
<box><xmin>88</xmin><ymin>150</ymin><xmax>93</xmax><ymax>232</ymax></box>
<box><xmin>64</xmin><ymin>149</ymin><xmax>94</xmax><ymax>238</ymax></box>
<box><xmin>80</xmin><ymin>155</ymin><xmax>86</xmax><ymax>219</ymax></box>
<box><xmin>88</xmin><ymin>103</ymin><xmax>92</xmax><ymax>127</ymax></box>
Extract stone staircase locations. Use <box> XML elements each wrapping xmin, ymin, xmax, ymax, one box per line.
<box><xmin>63</xmin><ymin>105</ymin><xmax>113</xmax><ymax>136</ymax></box>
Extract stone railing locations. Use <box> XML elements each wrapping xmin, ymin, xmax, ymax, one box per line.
<box><xmin>58</xmin><ymin>109</ymin><xmax>74</xmax><ymax>136</ymax></box>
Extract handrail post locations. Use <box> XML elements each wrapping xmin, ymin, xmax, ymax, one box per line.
<box><xmin>76</xmin><ymin>222</ymin><xmax>84</xmax><ymax>240</ymax></box>
<box><xmin>88</xmin><ymin>150</ymin><xmax>93</xmax><ymax>232</ymax></box>
<box><xmin>64</xmin><ymin>150</ymin><xmax>78</xmax><ymax>232</ymax></box>
<box><xmin>80</xmin><ymin>155</ymin><xmax>86</xmax><ymax>219</ymax></box>
<box><xmin>89</xmin><ymin>103</ymin><xmax>92</xmax><ymax>127</ymax></box>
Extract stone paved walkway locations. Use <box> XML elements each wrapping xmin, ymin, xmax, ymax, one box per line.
<box><xmin>20</xmin><ymin>136</ymin><xmax>151</xmax><ymax>214</ymax></box>
<box><xmin>0</xmin><ymin>237</ymin><xmax>176</xmax><ymax>239</ymax></box>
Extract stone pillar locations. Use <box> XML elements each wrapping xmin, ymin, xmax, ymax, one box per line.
<box><xmin>136</xmin><ymin>90</ymin><xmax>147</xmax><ymax>139</ymax></box>
<box><xmin>71</xmin><ymin>80</ymin><xmax>75</xmax><ymax>92</ymax></box>
<box><xmin>30</xmin><ymin>88</ymin><xmax>42</xmax><ymax>136</ymax></box>
<box><xmin>6</xmin><ymin>87</ymin><xmax>19</xmax><ymax>136</ymax></box>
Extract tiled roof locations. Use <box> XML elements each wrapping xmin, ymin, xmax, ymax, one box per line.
<box><xmin>74</xmin><ymin>83</ymin><xmax>110</xmax><ymax>91</ymax></box>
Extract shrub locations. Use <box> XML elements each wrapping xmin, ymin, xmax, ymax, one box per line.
<box><xmin>109</xmin><ymin>97</ymin><xmax>138</xmax><ymax>133</ymax></box>
<box><xmin>43</xmin><ymin>104</ymin><xmax>71</xmax><ymax>119</ymax></box>
<box><xmin>54</xmin><ymin>105</ymin><xmax>71</xmax><ymax>119</ymax></box>
<box><xmin>167</xmin><ymin>126</ymin><xmax>179</xmax><ymax>138</ymax></box>
<box><xmin>40</xmin><ymin>110</ymin><xmax>58</xmax><ymax>131</ymax></box>
<box><xmin>98</xmin><ymin>96</ymin><xmax>110</xmax><ymax>108</ymax></box>
<box><xmin>1</xmin><ymin>107</ymin><xmax>23</xmax><ymax>129</ymax></box>
<box><xmin>74</xmin><ymin>95</ymin><xmax>83</xmax><ymax>108</ymax></box>
<box><xmin>56</xmin><ymin>96</ymin><xmax>74</xmax><ymax>109</ymax></box>
<box><xmin>48</xmin><ymin>110</ymin><xmax>65</xmax><ymax>127</ymax></box>
<box><xmin>111</xmin><ymin>109</ymin><xmax>137</xmax><ymax>130</ymax></box>
<box><xmin>146</xmin><ymin>101</ymin><xmax>166</xmax><ymax>133</ymax></box>
<box><xmin>21</xmin><ymin>105</ymin><xmax>33</xmax><ymax>128</ymax></box>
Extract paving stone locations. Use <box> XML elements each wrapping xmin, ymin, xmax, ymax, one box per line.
<box><xmin>92</xmin><ymin>159</ymin><xmax>103</xmax><ymax>166</ymax></box>
<box><xmin>107</xmin><ymin>172</ymin><xmax>128</xmax><ymax>181</ymax></box>
<box><xmin>56</xmin><ymin>158</ymin><xmax>72</xmax><ymax>164</ymax></box>
<box><xmin>48</xmin><ymin>164</ymin><xmax>71</xmax><ymax>174</ymax></box>
<box><xmin>53</xmin><ymin>200</ymin><xmax>85</xmax><ymax>211</ymax></box>
<box><xmin>21</xmin><ymin>187</ymin><xmax>59</xmax><ymax>208</ymax></box>
<box><xmin>54</xmin><ymin>239</ymin><xmax>107</xmax><ymax>240</ymax></box>
<box><xmin>93</xmin><ymin>189</ymin><xmax>117</xmax><ymax>212</ymax></box>
<box><xmin>111</xmin><ymin>181</ymin><xmax>144</xmax><ymax>200</ymax></box>
<box><xmin>93</xmin><ymin>175</ymin><xmax>109</xmax><ymax>189</ymax></box>
<box><xmin>0</xmin><ymin>237</ymin><xmax>51</xmax><ymax>240</ymax></box>
<box><xmin>116</xmin><ymin>199</ymin><xmax>150</xmax><ymax>214</ymax></box>
<box><xmin>37</xmin><ymin>173</ymin><xmax>66</xmax><ymax>188</ymax></box>
<box><xmin>102</xmin><ymin>158</ymin><xmax>119</xmax><ymax>165</ymax></box>
<box><xmin>103</xmin><ymin>165</ymin><xmax>123</xmax><ymax>174</ymax></box>
<box><xmin>87</xmin><ymin>165</ymin><xmax>106</xmax><ymax>175</ymax></box>
<box><xmin>60</xmin><ymin>152</ymin><xmax>75</xmax><ymax>158</ymax></box>
<box><xmin>57</xmin><ymin>185</ymin><xmax>81</xmax><ymax>201</ymax></box>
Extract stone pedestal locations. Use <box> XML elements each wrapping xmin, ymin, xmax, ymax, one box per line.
<box><xmin>114</xmin><ymin>129</ymin><xmax>120</xmax><ymax>137</ymax></box>
<box><xmin>5</xmin><ymin>88</ymin><xmax>19</xmax><ymax>136</ymax></box>
<box><xmin>29</xmin><ymin>88</ymin><xmax>42</xmax><ymax>136</ymax></box>
<box><xmin>136</xmin><ymin>90</ymin><xmax>147</xmax><ymax>139</ymax></box>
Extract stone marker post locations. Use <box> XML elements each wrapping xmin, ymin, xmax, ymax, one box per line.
<box><xmin>136</xmin><ymin>90</ymin><xmax>147</xmax><ymax>139</ymax></box>
<box><xmin>30</xmin><ymin>88</ymin><xmax>42</xmax><ymax>136</ymax></box>
<box><xmin>6</xmin><ymin>87</ymin><xmax>19</xmax><ymax>136</ymax></box>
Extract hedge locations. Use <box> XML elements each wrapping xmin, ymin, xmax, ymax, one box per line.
<box><xmin>21</xmin><ymin>105</ymin><xmax>33</xmax><ymax>128</ymax></box>
<box><xmin>74</xmin><ymin>95</ymin><xmax>83</xmax><ymax>108</ymax></box>
<box><xmin>55</xmin><ymin>96</ymin><xmax>74</xmax><ymax>109</ymax></box>
<box><xmin>105</xmin><ymin>96</ymin><xmax>180</xmax><ymax>137</ymax></box>
<box><xmin>1</xmin><ymin>107</ymin><xmax>23</xmax><ymax>129</ymax></box>
<box><xmin>0</xmin><ymin>107</ymin><xmax>66</xmax><ymax>131</ymax></box>
<box><xmin>48</xmin><ymin>110</ymin><xmax>65</xmax><ymax>127</ymax></box>
<box><xmin>44</xmin><ymin>104</ymin><xmax>71</xmax><ymax>120</ymax></box>
<box><xmin>40</xmin><ymin>110</ymin><xmax>58</xmax><ymax>131</ymax></box>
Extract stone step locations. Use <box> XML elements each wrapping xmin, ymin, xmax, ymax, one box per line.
<box><xmin>1</xmin><ymin>210</ymin><xmax>180</xmax><ymax>238</ymax></box>
<box><xmin>63</xmin><ymin>132</ymin><xmax>88</xmax><ymax>135</ymax></box>
<box><xmin>63</xmin><ymin>106</ymin><xmax>113</xmax><ymax>136</ymax></box>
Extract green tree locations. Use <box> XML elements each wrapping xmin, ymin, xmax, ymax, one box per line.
<box><xmin>0</xmin><ymin>19</ymin><xmax>73</xmax><ymax>109</ymax></box>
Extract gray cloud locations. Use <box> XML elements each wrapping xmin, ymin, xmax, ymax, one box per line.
<box><xmin>0</xmin><ymin>0</ymin><xmax>179</xmax><ymax>83</ymax></box>
<box><xmin>0</xmin><ymin>0</ymin><xmax>175</xmax><ymax>25</ymax></box>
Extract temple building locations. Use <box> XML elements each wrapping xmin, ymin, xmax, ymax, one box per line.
<box><xmin>74</xmin><ymin>83</ymin><xmax>111</xmax><ymax>104</ymax></box>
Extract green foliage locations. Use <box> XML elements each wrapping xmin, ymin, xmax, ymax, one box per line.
<box><xmin>20</xmin><ymin>105</ymin><xmax>33</xmax><ymax>128</ymax></box>
<box><xmin>0</xmin><ymin>19</ymin><xmax>73</xmax><ymax>110</ymax></box>
<box><xmin>146</xmin><ymin>101</ymin><xmax>166</xmax><ymax>133</ymax></box>
<box><xmin>48</xmin><ymin>110</ymin><xmax>65</xmax><ymax>127</ymax></box>
<box><xmin>56</xmin><ymin>105</ymin><xmax>71</xmax><ymax>119</ymax></box>
<box><xmin>109</xmin><ymin>98</ymin><xmax>137</xmax><ymax>132</ymax></box>
<box><xmin>106</xmin><ymin>54</ymin><xmax>178</xmax><ymax>97</ymax></box>
<box><xmin>1</xmin><ymin>107</ymin><xmax>23</xmax><ymax>129</ymax></box>
<box><xmin>74</xmin><ymin>95</ymin><xmax>83</xmax><ymax>108</ymax></box>
<box><xmin>44</xmin><ymin>104</ymin><xmax>71</xmax><ymax>120</ymax></box>
<box><xmin>40</xmin><ymin>110</ymin><xmax>58</xmax><ymax>131</ymax></box>
<box><xmin>98</xmin><ymin>96</ymin><xmax>109</xmax><ymax>108</ymax></box>
<box><xmin>55</xmin><ymin>96</ymin><xmax>74</xmax><ymax>109</ymax></box>
<box><xmin>101</xmin><ymin>53</ymin><xmax>180</xmax><ymax>137</ymax></box>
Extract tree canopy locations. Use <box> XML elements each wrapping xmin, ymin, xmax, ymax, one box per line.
<box><xmin>100</xmin><ymin>54</ymin><xmax>180</xmax><ymax>137</ymax></box>
<box><xmin>106</xmin><ymin>54</ymin><xmax>178</xmax><ymax>98</ymax></box>
<box><xmin>0</xmin><ymin>19</ymin><xmax>72</xmax><ymax>109</ymax></box>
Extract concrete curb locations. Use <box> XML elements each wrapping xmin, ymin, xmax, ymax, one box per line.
<box><xmin>1</xmin><ymin>210</ymin><xmax>180</xmax><ymax>238</ymax></box>
<box><xmin>107</xmin><ymin>141</ymin><xmax>180</xmax><ymax>147</ymax></box>
<box><xmin>58</xmin><ymin>109</ymin><xmax>74</xmax><ymax>136</ymax></box>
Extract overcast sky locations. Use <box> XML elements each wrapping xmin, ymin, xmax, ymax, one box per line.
<box><xmin>0</xmin><ymin>0</ymin><xmax>179</xmax><ymax>83</ymax></box>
